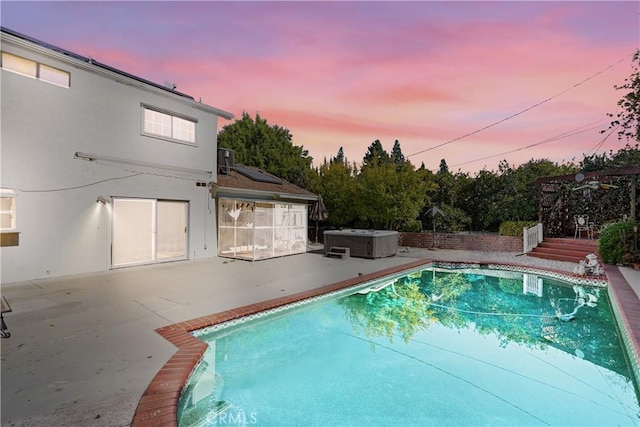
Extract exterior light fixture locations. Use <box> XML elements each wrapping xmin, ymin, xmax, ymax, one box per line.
<box><xmin>96</xmin><ymin>196</ymin><xmax>110</xmax><ymax>204</ymax></box>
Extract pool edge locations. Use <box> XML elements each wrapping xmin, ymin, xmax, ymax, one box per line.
<box><xmin>129</xmin><ymin>260</ymin><xmax>637</xmax><ymax>427</ymax></box>
<box><xmin>603</xmin><ymin>264</ymin><xmax>640</xmax><ymax>390</ymax></box>
<box><xmin>129</xmin><ymin>258</ymin><xmax>432</xmax><ymax>426</ymax></box>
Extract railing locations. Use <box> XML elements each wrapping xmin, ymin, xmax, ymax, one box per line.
<box><xmin>523</xmin><ymin>223</ymin><xmax>543</xmax><ymax>254</ymax></box>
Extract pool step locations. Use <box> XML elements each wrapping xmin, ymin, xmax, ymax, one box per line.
<box><xmin>326</xmin><ymin>246</ymin><xmax>350</xmax><ymax>259</ymax></box>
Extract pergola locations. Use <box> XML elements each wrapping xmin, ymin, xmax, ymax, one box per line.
<box><xmin>535</xmin><ymin>167</ymin><xmax>639</xmax><ymax>237</ymax></box>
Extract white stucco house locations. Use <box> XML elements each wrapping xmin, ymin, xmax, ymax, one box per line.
<box><xmin>0</xmin><ymin>27</ymin><xmax>235</xmax><ymax>283</ymax></box>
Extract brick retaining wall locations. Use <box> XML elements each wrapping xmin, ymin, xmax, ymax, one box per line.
<box><xmin>398</xmin><ymin>232</ymin><xmax>522</xmax><ymax>252</ymax></box>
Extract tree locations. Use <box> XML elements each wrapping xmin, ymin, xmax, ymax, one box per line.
<box><xmin>467</xmin><ymin>168</ymin><xmax>503</xmax><ymax>231</ymax></box>
<box><xmin>493</xmin><ymin>159</ymin><xmax>576</xmax><ymax>223</ymax></box>
<box><xmin>437</xmin><ymin>159</ymin><xmax>449</xmax><ymax>174</ymax></box>
<box><xmin>362</xmin><ymin>139</ymin><xmax>390</xmax><ymax>167</ymax></box>
<box><xmin>217</xmin><ymin>112</ymin><xmax>313</xmax><ymax>189</ymax></box>
<box><xmin>313</xmin><ymin>155</ymin><xmax>359</xmax><ymax>227</ymax></box>
<box><xmin>581</xmin><ymin>143</ymin><xmax>640</xmax><ymax>171</ymax></box>
<box><xmin>357</xmin><ymin>161</ymin><xmax>427</xmax><ymax>230</ymax></box>
<box><xmin>604</xmin><ymin>50</ymin><xmax>640</xmax><ymax>141</ymax></box>
<box><xmin>390</xmin><ymin>139</ymin><xmax>406</xmax><ymax>169</ymax></box>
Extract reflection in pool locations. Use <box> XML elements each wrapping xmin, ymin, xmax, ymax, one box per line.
<box><xmin>179</xmin><ymin>267</ymin><xmax>640</xmax><ymax>426</ymax></box>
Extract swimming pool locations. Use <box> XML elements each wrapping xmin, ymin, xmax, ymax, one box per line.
<box><xmin>178</xmin><ymin>266</ymin><xmax>640</xmax><ymax>426</ymax></box>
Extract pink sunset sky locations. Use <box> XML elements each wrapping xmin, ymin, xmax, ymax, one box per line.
<box><xmin>3</xmin><ymin>1</ymin><xmax>639</xmax><ymax>174</ymax></box>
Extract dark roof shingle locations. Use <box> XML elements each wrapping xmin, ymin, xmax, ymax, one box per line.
<box><xmin>214</xmin><ymin>166</ymin><xmax>316</xmax><ymax>201</ymax></box>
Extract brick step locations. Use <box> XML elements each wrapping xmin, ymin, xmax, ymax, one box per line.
<box><xmin>534</xmin><ymin>242</ymin><xmax>598</xmax><ymax>254</ymax></box>
<box><xmin>542</xmin><ymin>237</ymin><xmax>598</xmax><ymax>249</ymax></box>
<box><xmin>526</xmin><ymin>252</ymin><xmax>587</xmax><ymax>263</ymax></box>
<box><xmin>528</xmin><ymin>237</ymin><xmax>601</xmax><ymax>264</ymax></box>
<box><xmin>534</xmin><ymin>244</ymin><xmax>597</xmax><ymax>254</ymax></box>
<box><xmin>529</xmin><ymin>249</ymin><xmax>594</xmax><ymax>263</ymax></box>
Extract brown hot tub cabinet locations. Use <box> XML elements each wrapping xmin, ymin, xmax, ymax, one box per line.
<box><xmin>323</xmin><ymin>229</ymin><xmax>398</xmax><ymax>259</ymax></box>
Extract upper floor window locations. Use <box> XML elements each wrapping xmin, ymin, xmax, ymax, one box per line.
<box><xmin>142</xmin><ymin>105</ymin><xmax>196</xmax><ymax>144</ymax></box>
<box><xmin>1</xmin><ymin>51</ymin><xmax>70</xmax><ymax>88</ymax></box>
<box><xmin>0</xmin><ymin>189</ymin><xmax>17</xmax><ymax>231</ymax></box>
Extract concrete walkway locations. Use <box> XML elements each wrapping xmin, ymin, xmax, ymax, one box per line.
<box><xmin>1</xmin><ymin>247</ymin><xmax>638</xmax><ymax>426</ymax></box>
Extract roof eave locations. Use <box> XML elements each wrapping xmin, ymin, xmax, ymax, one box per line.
<box><xmin>212</xmin><ymin>185</ymin><xmax>317</xmax><ymax>202</ymax></box>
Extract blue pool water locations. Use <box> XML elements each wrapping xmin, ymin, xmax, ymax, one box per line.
<box><xmin>179</xmin><ymin>266</ymin><xmax>640</xmax><ymax>426</ymax></box>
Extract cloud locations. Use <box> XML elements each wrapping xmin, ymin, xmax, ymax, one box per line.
<box><xmin>3</xmin><ymin>0</ymin><xmax>637</xmax><ymax>173</ymax></box>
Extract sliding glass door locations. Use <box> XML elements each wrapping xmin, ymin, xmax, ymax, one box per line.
<box><xmin>112</xmin><ymin>198</ymin><xmax>187</xmax><ymax>267</ymax></box>
<box><xmin>157</xmin><ymin>200</ymin><xmax>187</xmax><ymax>260</ymax></box>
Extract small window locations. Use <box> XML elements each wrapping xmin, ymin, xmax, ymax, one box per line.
<box><xmin>0</xmin><ymin>190</ymin><xmax>16</xmax><ymax>231</ymax></box>
<box><xmin>144</xmin><ymin>109</ymin><xmax>172</xmax><ymax>139</ymax></box>
<box><xmin>173</xmin><ymin>116</ymin><xmax>195</xmax><ymax>142</ymax></box>
<box><xmin>142</xmin><ymin>106</ymin><xmax>196</xmax><ymax>144</ymax></box>
<box><xmin>1</xmin><ymin>51</ymin><xmax>70</xmax><ymax>88</ymax></box>
<box><xmin>39</xmin><ymin>63</ymin><xmax>70</xmax><ymax>87</ymax></box>
<box><xmin>1</xmin><ymin>51</ymin><xmax>36</xmax><ymax>78</ymax></box>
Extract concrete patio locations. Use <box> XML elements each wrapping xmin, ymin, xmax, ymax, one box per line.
<box><xmin>1</xmin><ymin>246</ymin><xmax>638</xmax><ymax>426</ymax></box>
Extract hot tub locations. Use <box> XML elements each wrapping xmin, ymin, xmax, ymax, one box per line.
<box><xmin>323</xmin><ymin>229</ymin><xmax>398</xmax><ymax>259</ymax></box>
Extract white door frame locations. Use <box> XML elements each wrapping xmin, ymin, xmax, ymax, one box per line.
<box><xmin>112</xmin><ymin>197</ymin><xmax>188</xmax><ymax>268</ymax></box>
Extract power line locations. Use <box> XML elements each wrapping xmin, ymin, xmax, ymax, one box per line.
<box><xmin>407</xmin><ymin>54</ymin><xmax>630</xmax><ymax>159</ymax></box>
<box><xmin>6</xmin><ymin>166</ymin><xmax>208</xmax><ymax>194</ymax></box>
<box><xmin>449</xmin><ymin>119</ymin><xmax>606</xmax><ymax>168</ymax></box>
<box><xmin>6</xmin><ymin>173</ymin><xmax>143</xmax><ymax>193</ymax></box>
<box><xmin>583</xmin><ymin>126</ymin><xmax>619</xmax><ymax>157</ymax></box>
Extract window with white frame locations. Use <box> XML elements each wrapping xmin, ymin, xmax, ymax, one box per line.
<box><xmin>142</xmin><ymin>106</ymin><xmax>196</xmax><ymax>144</ymax></box>
<box><xmin>1</xmin><ymin>51</ymin><xmax>70</xmax><ymax>88</ymax></box>
<box><xmin>0</xmin><ymin>190</ymin><xmax>17</xmax><ymax>231</ymax></box>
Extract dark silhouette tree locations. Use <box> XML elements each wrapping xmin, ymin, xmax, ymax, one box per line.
<box><xmin>217</xmin><ymin>112</ymin><xmax>313</xmax><ymax>189</ymax></box>
<box><xmin>604</xmin><ymin>50</ymin><xmax>640</xmax><ymax>141</ymax></box>
<box><xmin>390</xmin><ymin>139</ymin><xmax>406</xmax><ymax>169</ymax></box>
<box><xmin>362</xmin><ymin>139</ymin><xmax>390</xmax><ymax>167</ymax></box>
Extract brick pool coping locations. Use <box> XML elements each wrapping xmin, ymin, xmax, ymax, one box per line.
<box><xmin>130</xmin><ymin>259</ymin><xmax>638</xmax><ymax>427</ymax></box>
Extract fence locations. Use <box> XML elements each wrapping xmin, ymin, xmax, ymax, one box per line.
<box><xmin>523</xmin><ymin>223</ymin><xmax>543</xmax><ymax>254</ymax></box>
<box><xmin>398</xmin><ymin>232</ymin><xmax>522</xmax><ymax>252</ymax></box>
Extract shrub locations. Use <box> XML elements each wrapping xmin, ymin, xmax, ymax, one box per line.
<box><xmin>422</xmin><ymin>205</ymin><xmax>471</xmax><ymax>233</ymax></box>
<box><xmin>400</xmin><ymin>219</ymin><xmax>423</xmax><ymax>232</ymax></box>
<box><xmin>598</xmin><ymin>220</ymin><xmax>634</xmax><ymax>264</ymax></box>
<box><xmin>498</xmin><ymin>221</ymin><xmax>539</xmax><ymax>237</ymax></box>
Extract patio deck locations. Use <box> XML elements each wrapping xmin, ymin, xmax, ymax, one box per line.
<box><xmin>1</xmin><ymin>246</ymin><xmax>638</xmax><ymax>426</ymax></box>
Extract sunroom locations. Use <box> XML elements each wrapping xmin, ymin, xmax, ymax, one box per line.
<box><xmin>217</xmin><ymin>198</ymin><xmax>308</xmax><ymax>260</ymax></box>
<box><xmin>212</xmin><ymin>152</ymin><xmax>317</xmax><ymax>261</ymax></box>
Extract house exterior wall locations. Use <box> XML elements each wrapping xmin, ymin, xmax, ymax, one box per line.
<box><xmin>0</xmin><ymin>31</ymin><xmax>231</xmax><ymax>283</ymax></box>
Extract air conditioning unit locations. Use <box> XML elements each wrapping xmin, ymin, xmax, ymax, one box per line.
<box><xmin>217</xmin><ymin>148</ymin><xmax>235</xmax><ymax>175</ymax></box>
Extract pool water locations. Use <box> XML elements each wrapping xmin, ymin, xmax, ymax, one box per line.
<box><xmin>179</xmin><ymin>267</ymin><xmax>640</xmax><ymax>426</ymax></box>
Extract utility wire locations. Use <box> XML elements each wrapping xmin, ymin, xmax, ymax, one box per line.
<box><xmin>449</xmin><ymin>120</ymin><xmax>606</xmax><ymax>168</ymax></box>
<box><xmin>407</xmin><ymin>55</ymin><xmax>629</xmax><ymax>159</ymax></box>
<box><xmin>6</xmin><ymin>166</ymin><xmax>207</xmax><ymax>194</ymax></box>
<box><xmin>583</xmin><ymin>126</ymin><xmax>619</xmax><ymax>157</ymax></box>
<box><xmin>6</xmin><ymin>173</ymin><xmax>143</xmax><ymax>193</ymax></box>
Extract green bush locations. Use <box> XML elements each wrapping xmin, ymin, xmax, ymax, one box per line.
<box><xmin>400</xmin><ymin>219</ymin><xmax>423</xmax><ymax>232</ymax></box>
<box><xmin>422</xmin><ymin>205</ymin><xmax>471</xmax><ymax>233</ymax></box>
<box><xmin>599</xmin><ymin>220</ymin><xmax>634</xmax><ymax>264</ymax></box>
<box><xmin>498</xmin><ymin>221</ymin><xmax>539</xmax><ymax>237</ymax></box>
